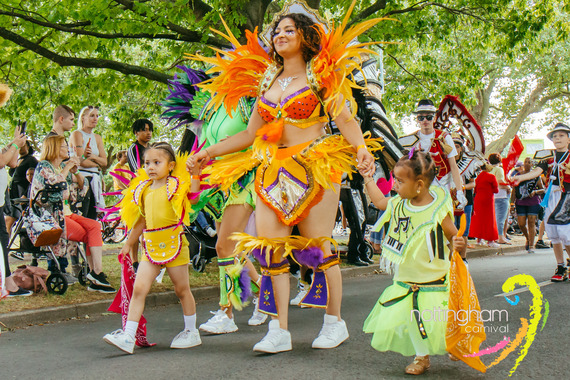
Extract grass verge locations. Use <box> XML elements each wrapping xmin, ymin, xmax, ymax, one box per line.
<box><xmin>1</xmin><ymin>253</ymin><xmax>220</xmax><ymax>314</ymax></box>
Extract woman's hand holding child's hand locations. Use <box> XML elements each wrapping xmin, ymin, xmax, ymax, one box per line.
<box><xmin>186</xmin><ymin>150</ymin><xmax>210</xmax><ymax>173</ymax></box>
<box><xmin>356</xmin><ymin>149</ymin><xmax>375</xmax><ymax>178</ymax></box>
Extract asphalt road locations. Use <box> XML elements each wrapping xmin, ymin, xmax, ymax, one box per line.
<box><xmin>1</xmin><ymin>248</ymin><xmax>566</xmax><ymax>380</ymax></box>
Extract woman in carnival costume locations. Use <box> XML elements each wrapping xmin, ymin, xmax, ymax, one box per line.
<box><xmin>163</xmin><ymin>67</ymin><xmax>267</xmax><ymax>332</ymax></box>
<box><xmin>103</xmin><ymin>142</ymin><xmax>205</xmax><ymax>354</ymax></box>
<box><xmin>512</xmin><ymin>123</ymin><xmax>570</xmax><ymax>282</ymax></box>
<box><xmin>362</xmin><ymin>150</ymin><xmax>486</xmax><ymax>375</ymax></box>
<box><xmin>187</xmin><ymin>0</ymin><xmax>383</xmax><ymax>353</ymax></box>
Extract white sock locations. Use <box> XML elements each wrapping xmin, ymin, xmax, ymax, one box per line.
<box><xmin>124</xmin><ymin>320</ymin><xmax>138</xmax><ymax>339</ymax></box>
<box><xmin>324</xmin><ymin>314</ymin><xmax>340</xmax><ymax>324</ymax></box>
<box><xmin>184</xmin><ymin>314</ymin><xmax>197</xmax><ymax>331</ymax></box>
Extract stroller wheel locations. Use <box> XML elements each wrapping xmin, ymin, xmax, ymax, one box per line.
<box><xmin>191</xmin><ymin>253</ymin><xmax>207</xmax><ymax>273</ymax></box>
<box><xmin>47</xmin><ymin>273</ymin><xmax>68</xmax><ymax>295</ymax></box>
<box><xmin>77</xmin><ymin>268</ymin><xmax>88</xmax><ymax>286</ymax></box>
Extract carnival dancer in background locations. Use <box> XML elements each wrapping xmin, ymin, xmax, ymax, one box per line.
<box><xmin>194</xmin><ymin>101</ymin><xmax>268</xmax><ymax>332</ymax></box>
<box><xmin>187</xmin><ymin>1</ymin><xmax>382</xmax><ymax>353</ymax></box>
<box><xmin>511</xmin><ymin>123</ymin><xmax>570</xmax><ymax>282</ymax></box>
<box><xmin>362</xmin><ymin>150</ymin><xmax>486</xmax><ymax>375</ymax></box>
<box><xmin>452</xmin><ymin>133</ymin><xmax>484</xmax><ymax>255</ymax></box>
<box><xmin>399</xmin><ymin>100</ymin><xmax>466</xmax><ymax>208</ymax></box>
<box><xmin>162</xmin><ymin>66</ymin><xmax>267</xmax><ymax>331</ymax></box>
<box><xmin>103</xmin><ymin>142</ymin><xmax>203</xmax><ymax>354</ymax></box>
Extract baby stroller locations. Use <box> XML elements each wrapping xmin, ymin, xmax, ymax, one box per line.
<box><xmin>8</xmin><ymin>189</ymin><xmax>89</xmax><ymax>294</ymax></box>
<box><xmin>184</xmin><ymin>211</ymin><xmax>218</xmax><ymax>273</ymax></box>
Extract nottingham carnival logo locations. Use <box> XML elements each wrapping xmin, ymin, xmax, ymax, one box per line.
<box><xmin>411</xmin><ymin>274</ymin><xmax>549</xmax><ymax>376</ymax></box>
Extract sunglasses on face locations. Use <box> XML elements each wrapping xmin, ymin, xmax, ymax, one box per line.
<box><xmin>417</xmin><ymin>115</ymin><xmax>434</xmax><ymax>121</ymax></box>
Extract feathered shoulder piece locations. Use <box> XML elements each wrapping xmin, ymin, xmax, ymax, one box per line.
<box><xmin>187</xmin><ymin>18</ymin><xmax>271</xmax><ymax>116</ymax></box>
<box><xmin>119</xmin><ymin>168</ymin><xmax>150</xmax><ymax>229</ymax></box>
<box><xmin>169</xmin><ymin>152</ymin><xmax>204</xmax><ymax>226</ymax></box>
<box><xmin>310</xmin><ymin>1</ymin><xmax>392</xmax><ymax>119</ymax></box>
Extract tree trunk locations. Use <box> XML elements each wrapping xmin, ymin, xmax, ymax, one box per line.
<box><xmin>486</xmin><ymin>78</ymin><xmax>549</xmax><ymax>154</ymax></box>
<box><xmin>472</xmin><ymin>75</ymin><xmax>496</xmax><ymax>127</ymax></box>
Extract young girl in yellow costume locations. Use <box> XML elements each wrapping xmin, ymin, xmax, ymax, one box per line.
<box><xmin>362</xmin><ymin>150</ymin><xmax>486</xmax><ymax>375</ymax></box>
<box><xmin>188</xmin><ymin>0</ymin><xmax>384</xmax><ymax>353</ymax></box>
<box><xmin>103</xmin><ymin>142</ymin><xmax>204</xmax><ymax>354</ymax></box>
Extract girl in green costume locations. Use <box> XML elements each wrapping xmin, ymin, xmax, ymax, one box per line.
<box><xmin>361</xmin><ymin>150</ymin><xmax>465</xmax><ymax>375</ymax></box>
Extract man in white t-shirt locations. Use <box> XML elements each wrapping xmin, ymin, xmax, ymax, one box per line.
<box><xmin>399</xmin><ymin>99</ymin><xmax>467</xmax><ymax>208</ymax></box>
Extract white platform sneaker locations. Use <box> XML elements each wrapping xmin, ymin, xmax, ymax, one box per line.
<box><xmin>248</xmin><ymin>297</ymin><xmax>268</xmax><ymax>326</ymax></box>
<box><xmin>312</xmin><ymin>314</ymin><xmax>349</xmax><ymax>349</ymax></box>
<box><xmin>199</xmin><ymin>310</ymin><xmax>238</xmax><ymax>334</ymax></box>
<box><xmin>170</xmin><ymin>329</ymin><xmax>202</xmax><ymax>349</ymax></box>
<box><xmin>253</xmin><ymin>320</ymin><xmax>292</xmax><ymax>353</ymax></box>
<box><xmin>103</xmin><ymin>329</ymin><xmax>135</xmax><ymax>354</ymax></box>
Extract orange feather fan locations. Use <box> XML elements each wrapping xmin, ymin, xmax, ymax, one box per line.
<box><xmin>186</xmin><ymin>18</ymin><xmax>271</xmax><ymax>115</ymax></box>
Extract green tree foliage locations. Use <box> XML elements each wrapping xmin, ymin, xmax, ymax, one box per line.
<box><xmin>0</xmin><ymin>0</ymin><xmax>565</xmax><ymax>152</ymax></box>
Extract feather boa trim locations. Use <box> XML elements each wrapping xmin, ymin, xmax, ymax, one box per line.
<box><xmin>254</xmin><ymin>133</ymin><xmax>383</xmax><ymax>190</ymax></box>
<box><xmin>202</xmin><ymin>148</ymin><xmax>260</xmax><ymax>192</ymax></box>
<box><xmin>224</xmin><ymin>258</ymin><xmax>251</xmax><ymax>311</ymax></box>
<box><xmin>230</xmin><ymin>233</ymin><xmax>336</xmax><ymax>267</ymax></box>
<box><xmin>203</xmin><ymin>134</ymin><xmax>383</xmax><ymax>194</ymax></box>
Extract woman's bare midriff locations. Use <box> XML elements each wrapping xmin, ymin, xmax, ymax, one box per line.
<box><xmin>276</xmin><ymin>122</ymin><xmax>327</xmax><ymax>148</ymax></box>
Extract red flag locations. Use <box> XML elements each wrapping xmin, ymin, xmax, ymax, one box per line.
<box><xmin>501</xmin><ymin>135</ymin><xmax>524</xmax><ymax>179</ymax></box>
<box><xmin>108</xmin><ymin>254</ymin><xmax>155</xmax><ymax>347</ymax></box>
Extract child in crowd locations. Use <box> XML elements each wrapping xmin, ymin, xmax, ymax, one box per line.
<box><xmin>103</xmin><ymin>142</ymin><xmax>202</xmax><ymax>354</ymax></box>
<box><xmin>111</xmin><ymin>150</ymin><xmax>129</xmax><ymax>191</ymax></box>
<box><xmin>361</xmin><ymin>150</ymin><xmax>466</xmax><ymax>375</ymax></box>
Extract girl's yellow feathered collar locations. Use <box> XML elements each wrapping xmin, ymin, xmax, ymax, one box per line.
<box><xmin>119</xmin><ymin>153</ymin><xmax>196</xmax><ymax>229</ymax></box>
<box><xmin>132</xmin><ymin>176</ymin><xmax>180</xmax><ymax>206</ymax></box>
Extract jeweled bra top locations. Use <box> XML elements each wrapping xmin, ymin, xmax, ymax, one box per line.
<box><xmin>256</xmin><ymin>65</ymin><xmax>328</xmax><ymax>128</ymax></box>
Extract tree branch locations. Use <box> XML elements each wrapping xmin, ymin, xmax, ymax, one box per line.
<box><xmin>349</xmin><ymin>0</ymin><xmax>388</xmax><ymax>27</ymax></box>
<box><xmin>429</xmin><ymin>3</ymin><xmax>487</xmax><ymax>22</ymax></box>
<box><xmin>377</xmin><ymin>1</ymin><xmax>488</xmax><ymax>22</ymax></box>
<box><xmin>385</xmin><ymin>52</ymin><xmax>426</xmax><ymax>89</ymax></box>
<box><xmin>112</xmin><ymin>0</ymin><xmax>226</xmax><ymax>47</ymax></box>
<box><xmin>190</xmin><ymin>0</ymin><xmax>213</xmax><ymax>20</ymax></box>
<box><xmin>473</xmin><ymin>75</ymin><xmax>497</xmax><ymax>125</ymax></box>
<box><xmin>382</xmin><ymin>1</ymin><xmax>430</xmax><ymax>17</ymax></box>
<box><xmin>0</xmin><ymin>10</ymin><xmax>204</xmax><ymax>43</ymax></box>
<box><xmin>0</xmin><ymin>27</ymin><xmax>170</xmax><ymax>83</ymax></box>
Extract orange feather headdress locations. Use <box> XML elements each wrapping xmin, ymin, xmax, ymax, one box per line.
<box><xmin>187</xmin><ymin>0</ymin><xmax>393</xmax><ymax>120</ymax></box>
